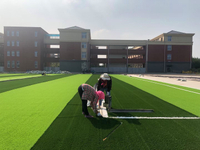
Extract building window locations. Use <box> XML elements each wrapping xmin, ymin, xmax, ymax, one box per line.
<box><xmin>12</xmin><ymin>31</ymin><xmax>14</xmax><ymax>36</ymax></box>
<box><xmin>7</xmin><ymin>61</ymin><xmax>10</xmax><ymax>68</ymax></box>
<box><xmin>16</xmin><ymin>31</ymin><xmax>19</xmax><ymax>37</ymax></box>
<box><xmin>12</xmin><ymin>51</ymin><xmax>15</xmax><ymax>56</ymax></box>
<box><xmin>7</xmin><ymin>31</ymin><xmax>10</xmax><ymax>36</ymax></box>
<box><xmin>16</xmin><ymin>41</ymin><xmax>19</xmax><ymax>47</ymax></box>
<box><xmin>82</xmin><ymin>32</ymin><xmax>87</xmax><ymax>39</ymax></box>
<box><xmin>81</xmin><ymin>52</ymin><xmax>87</xmax><ymax>59</ymax></box>
<box><xmin>35</xmin><ymin>61</ymin><xmax>38</xmax><ymax>68</ymax></box>
<box><xmin>16</xmin><ymin>51</ymin><xmax>20</xmax><ymax>57</ymax></box>
<box><xmin>12</xmin><ymin>61</ymin><xmax>15</xmax><ymax>68</ymax></box>
<box><xmin>168</xmin><ymin>36</ymin><xmax>172</xmax><ymax>41</ymax></box>
<box><xmin>35</xmin><ymin>31</ymin><xmax>38</xmax><ymax>37</ymax></box>
<box><xmin>81</xmin><ymin>42</ymin><xmax>87</xmax><ymax>48</ymax></box>
<box><xmin>7</xmin><ymin>51</ymin><xmax>10</xmax><ymax>56</ymax></box>
<box><xmin>7</xmin><ymin>41</ymin><xmax>10</xmax><ymax>46</ymax></box>
<box><xmin>167</xmin><ymin>54</ymin><xmax>172</xmax><ymax>60</ymax></box>
<box><xmin>16</xmin><ymin>61</ymin><xmax>20</xmax><ymax>68</ymax></box>
<box><xmin>167</xmin><ymin>45</ymin><xmax>172</xmax><ymax>51</ymax></box>
<box><xmin>35</xmin><ymin>51</ymin><xmax>38</xmax><ymax>57</ymax></box>
<box><xmin>35</xmin><ymin>41</ymin><xmax>38</xmax><ymax>47</ymax></box>
<box><xmin>12</xmin><ymin>41</ymin><xmax>15</xmax><ymax>46</ymax></box>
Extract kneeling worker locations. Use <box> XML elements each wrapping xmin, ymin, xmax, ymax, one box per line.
<box><xmin>78</xmin><ymin>84</ymin><xmax>105</xmax><ymax>118</ymax></box>
<box><xmin>97</xmin><ymin>73</ymin><xmax>112</xmax><ymax>107</ymax></box>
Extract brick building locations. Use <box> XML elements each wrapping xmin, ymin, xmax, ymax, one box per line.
<box><xmin>0</xmin><ymin>33</ymin><xmax>4</xmax><ymax>72</ymax></box>
<box><xmin>2</xmin><ymin>26</ymin><xmax>195</xmax><ymax>73</ymax></box>
<box><xmin>4</xmin><ymin>27</ymin><xmax>48</xmax><ymax>72</ymax></box>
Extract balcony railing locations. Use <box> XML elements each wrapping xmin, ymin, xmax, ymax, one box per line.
<box><xmin>45</xmin><ymin>34</ymin><xmax>60</xmax><ymax>39</ymax></box>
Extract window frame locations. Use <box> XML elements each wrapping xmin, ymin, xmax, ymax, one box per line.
<box><xmin>16</xmin><ymin>61</ymin><xmax>20</xmax><ymax>68</ymax></box>
<box><xmin>12</xmin><ymin>51</ymin><xmax>15</xmax><ymax>56</ymax></box>
<box><xmin>82</xmin><ymin>32</ymin><xmax>87</xmax><ymax>39</ymax></box>
<box><xmin>12</xmin><ymin>41</ymin><xmax>15</xmax><ymax>46</ymax></box>
<box><xmin>81</xmin><ymin>52</ymin><xmax>87</xmax><ymax>59</ymax></box>
<box><xmin>167</xmin><ymin>45</ymin><xmax>172</xmax><ymax>51</ymax></box>
<box><xmin>7</xmin><ymin>61</ymin><xmax>10</xmax><ymax>68</ymax></box>
<box><xmin>16</xmin><ymin>31</ymin><xmax>19</xmax><ymax>37</ymax></box>
<box><xmin>35</xmin><ymin>61</ymin><xmax>38</xmax><ymax>68</ymax></box>
<box><xmin>35</xmin><ymin>51</ymin><xmax>38</xmax><ymax>57</ymax></box>
<box><xmin>167</xmin><ymin>54</ymin><xmax>172</xmax><ymax>60</ymax></box>
<box><xmin>35</xmin><ymin>41</ymin><xmax>38</xmax><ymax>47</ymax></box>
<box><xmin>7</xmin><ymin>51</ymin><xmax>10</xmax><ymax>56</ymax></box>
<box><xmin>11</xmin><ymin>31</ymin><xmax>14</xmax><ymax>36</ymax></box>
<box><xmin>12</xmin><ymin>61</ymin><xmax>15</xmax><ymax>68</ymax></box>
<box><xmin>16</xmin><ymin>51</ymin><xmax>20</xmax><ymax>57</ymax></box>
<box><xmin>35</xmin><ymin>31</ymin><xmax>38</xmax><ymax>37</ymax></box>
<box><xmin>168</xmin><ymin>36</ymin><xmax>172</xmax><ymax>41</ymax></box>
<box><xmin>7</xmin><ymin>41</ymin><xmax>10</xmax><ymax>46</ymax></box>
<box><xmin>81</xmin><ymin>42</ymin><xmax>87</xmax><ymax>49</ymax></box>
<box><xmin>16</xmin><ymin>41</ymin><xmax>19</xmax><ymax>47</ymax></box>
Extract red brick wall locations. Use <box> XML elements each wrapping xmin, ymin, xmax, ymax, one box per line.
<box><xmin>0</xmin><ymin>44</ymin><xmax>4</xmax><ymax>66</ymax></box>
<box><xmin>148</xmin><ymin>45</ymin><xmax>192</xmax><ymax>62</ymax></box>
<box><xmin>148</xmin><ymin>45</ymin><xmax>165</xmax><ymax>62</ymax></box>
<box><xmin>60</xmin><ymin>42</ymin><xmax>81</xmax><ymax>60</ymax></box>
<box><xmin>166</xmin><ymin>45</ymin><xmax>192</xmax><ymax>62</ymax></box>
<box><xmin>4</xmin><ymin>27</ymin><xmax>48</xmax><ymax>72</ymax></box>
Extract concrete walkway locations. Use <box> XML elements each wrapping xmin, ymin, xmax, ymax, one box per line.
<box><xmin>128</xmin><ymin>74</ymin><xmax>200</xmax><ymax>90</ymax></box>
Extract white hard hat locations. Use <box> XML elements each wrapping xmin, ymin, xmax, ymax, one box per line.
<box><xmin>100</xmin><ymin>73</ymin><xmax>110</xmax><ymax>80</ymax></box>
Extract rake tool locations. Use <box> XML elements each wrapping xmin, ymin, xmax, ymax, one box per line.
<box><xmin>103</xmin><ymin>122</ymin><xmax>123</xmax><ymax>141</ymax></box>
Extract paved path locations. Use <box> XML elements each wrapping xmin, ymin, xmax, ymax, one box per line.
<box><xmin>128</xmin><ymin>74</ymin><xmax>200</xmax><ymax>90</ymax></box>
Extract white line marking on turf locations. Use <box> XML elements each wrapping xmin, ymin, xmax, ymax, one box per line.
<box><xmin>108</xmin><ymin>116</ymin><xmax>200</xmax><ymax>119</ymax></box>
<box><xmin>129</xmin><ymin>76</ymin><xmax>200</xmax><ymax>95</ymax></box>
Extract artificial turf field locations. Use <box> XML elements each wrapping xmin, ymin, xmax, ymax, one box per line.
<box><xmin>0</xmin><ymin>74</ymin><xmax>200</xmax><ymax>150</ymax></box>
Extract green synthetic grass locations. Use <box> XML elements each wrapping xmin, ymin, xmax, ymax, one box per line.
<box><xmin>0</xmin><ymin>74</ymin><xmax>91</xmax><ymax>150</ymax></box>
<box><xmin>0</xmin><ymin>74</ymin><xmax>72</xmax><ymax>93</ymax></box>
<box><xmin>0</xmin><ymin>74</ymin><xmax>43</xmax><ymax>81</ymax></box>
<box><xmin>1</xmin><ymin>74</ymin><xmax>200</xmax><ymax>150</ymax></box>
<box><xmin>112</xmin><ymin>75</ymin><xmax>200</xmax><ymax>116</ymax></box>
<box><xmin>31</xmin><ymin>75</ymin><xmax>200</xmax><ymax>150</ymax></box>
<box><xmin>0</xmin><ymin>73</ymin><xmax>28</xmax><ymax>76</ymax></box>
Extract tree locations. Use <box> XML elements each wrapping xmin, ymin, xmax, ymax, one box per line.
<box><xmin>192</xmin><ymin>57</ymin><xmax>200</xmax><ymax>69</ymax></box>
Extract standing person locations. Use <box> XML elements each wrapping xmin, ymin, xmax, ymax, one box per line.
<box><xmin>78</xmin><ymin>84</ymin><xmax>105</xmax><ymax>118</ymax></box>
<box><xmin>97</xmin><ymin>73</ymin><xmax>112</xmax><ymax>107</ymax></box>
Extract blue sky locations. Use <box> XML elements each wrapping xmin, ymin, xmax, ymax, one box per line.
<box><xmin>0</xmin><ymin>0</ymin><xmax>199</xmax><ymax>57</ymax></box>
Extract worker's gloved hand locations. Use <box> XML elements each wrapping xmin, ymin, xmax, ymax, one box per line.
<box><xmin>92</xmin><ymin>108</ymin><xmax>97</xmax><ymax>114</ymax></box>
<box><xmin>97</xmin><ymin>112</ymin><xmax>102</xmax><ymax>117</ymax></box>
<box><xmin>87</xmin><ymin>100</ymin><xmax>91</xmax><ymax>107</ymax></box>
<box><xmin>107</xmin><ymin>92</ymin><xmax>110</xmax><ymax>95</ymax></box>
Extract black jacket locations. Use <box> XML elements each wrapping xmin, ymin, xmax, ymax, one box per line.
<box><xmin>97</xmin><ymin>76</ymin><xmax>112</xmax><ymax>92</ymax></box>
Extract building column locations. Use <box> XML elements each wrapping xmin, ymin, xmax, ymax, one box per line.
<box><xmin>107</xmin><ymin>45</ymin><xmax>109</xmax><ymax>73</ymax></box>
<box><xmin>164</xmin><ymin>42</ymin><xmax>166</xmax><ymax>73</ymax></box>
<box><xmin>126</xmin><ymin>46</ymin><xmax>128</xmax><ymax>73</ymax></box>
<box><xmin>146</xmin><ymin>41</ymin><xmax>149</xmax><ymax>73</ymax></box>
<box><xmin>190</xmin><ymin>45</ymin><xmax>192</xmax><ymax>69</ymax></box>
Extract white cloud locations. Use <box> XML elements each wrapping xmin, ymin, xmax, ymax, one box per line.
<box><xmin>92</xmin><ymin>29</ymin><xmax>111</xmax><ymax>39</ymax></box>
<box><xmin>61</xmin><ymin>0</ymin><xmax>79</xmax><ymax>4</ymax></box>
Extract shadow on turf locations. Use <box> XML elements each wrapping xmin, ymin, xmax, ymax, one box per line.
<box><xmin>0</xmin><ymin>74</ymin><xmax>73</xmax><ymax>93</ymax></box>
<box><xmin>31</xmin><ymin>92</ymin><xmax>125</xmax><ymax>150</ymax></box>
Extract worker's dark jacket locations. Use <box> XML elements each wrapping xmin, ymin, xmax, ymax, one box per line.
<box><xmin>97</xmin><ymin>76</ymin><xmax>112</xmax><ymax>92</ymax></box>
